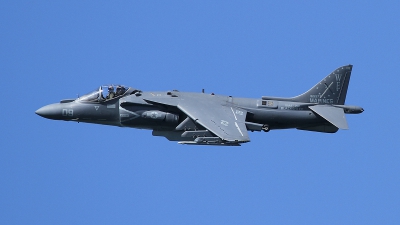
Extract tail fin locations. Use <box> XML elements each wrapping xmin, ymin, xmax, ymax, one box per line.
<box><xmin>291</xmin><ymin>65</ymin><xmax>352</xmax><ymax>105</ymax></box>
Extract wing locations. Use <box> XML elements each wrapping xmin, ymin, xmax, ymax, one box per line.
<box><xmin>177</xmin><ymin>96</ymin><xmax>250</xmax><ymax>144</ymax></box>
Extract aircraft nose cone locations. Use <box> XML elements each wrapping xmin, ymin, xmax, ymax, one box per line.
<box><xmin>35</xmin><ymin>107</ymin><xmax>47</xmax><ymax>117</ymax></box>
<box><xmin>35</xmin><ymin>104</ymin><xmax>63</xmax><ymax>120</ymax></box>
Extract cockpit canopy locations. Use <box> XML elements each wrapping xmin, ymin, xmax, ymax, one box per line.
<box><xmin>78</xmin><ymin>85</ymin><xmax>130</xmax><ymax>102</ymax></box>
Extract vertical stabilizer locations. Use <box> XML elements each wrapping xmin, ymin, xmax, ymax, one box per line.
<box><xmin>291</xmin><ymin>65</ymin><xmax>352</xmax><ymax>105</ymax></box>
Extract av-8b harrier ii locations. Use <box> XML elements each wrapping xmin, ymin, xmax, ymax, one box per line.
<box><xmin>36</xmin><ymin>65</ymin><xmax>363</xmax><ymax>146</ymax></box>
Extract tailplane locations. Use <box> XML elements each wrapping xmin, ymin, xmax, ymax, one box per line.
<box><xmin>262</xmin><ymin>65</ymin><xmax>361</xmax><ymax>133</ymax></box>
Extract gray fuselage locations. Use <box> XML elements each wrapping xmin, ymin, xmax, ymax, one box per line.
<box><xmin>36</xmin><ymin>89</ymin><xmax>326</xmax><ymax>131</ymax></box>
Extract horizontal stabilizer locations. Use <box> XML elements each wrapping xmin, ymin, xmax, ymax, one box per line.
<box><xmin>309</xmin><ymin>105</ymin><xmax>348</xmax><ymax>129</ymax></box>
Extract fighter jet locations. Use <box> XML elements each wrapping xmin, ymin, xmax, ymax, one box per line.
<box><xmin>36</xmin><ymin>65</ymin><xmax>363</xmax><ymax>146</ymax></box>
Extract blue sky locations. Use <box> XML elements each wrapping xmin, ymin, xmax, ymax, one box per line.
<box><xmin>1</xmin><ymin>1</ymin><xmax>399</xmax><ymax>224</ymax></box>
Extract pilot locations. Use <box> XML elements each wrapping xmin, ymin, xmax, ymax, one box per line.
<box><xmin>107</xmin><ymin>86</ymin><xmax>115</xmax><ymax>99</ymax></box>
<box><xmin>116</xmin><ymin>85</ymin><xmax>126</xmax><ymax>96</ymax></box>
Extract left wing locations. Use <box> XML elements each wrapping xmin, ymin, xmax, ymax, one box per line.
<box><xmin>177</xmin><ymin>96</ymin><xmax>250</xmax><ymax>145</ymax></box>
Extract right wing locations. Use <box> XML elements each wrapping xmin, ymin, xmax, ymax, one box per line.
<box><xmin>177</xmin><ymin>96</ymin><xmax>250</xmax><ymax>144</ymax></box>
<box><xmin>145</xmin><ymin>94</ymin><xmax>250</xmax><ymax>145</ymax></box>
